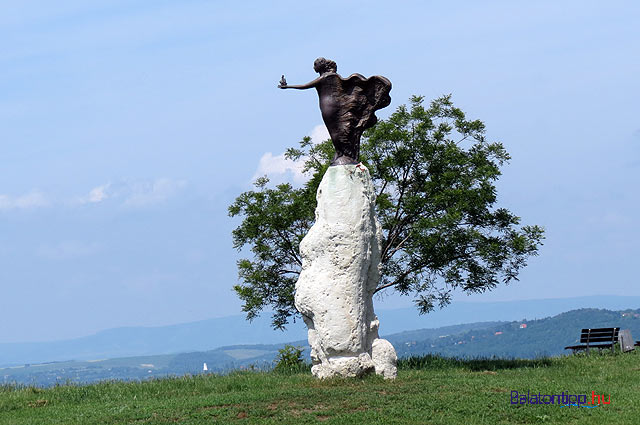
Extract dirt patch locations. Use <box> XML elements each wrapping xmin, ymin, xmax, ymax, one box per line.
<box><xmin>199</xmin><ymin>403</ymin><xmax>243</xmax><ymax>411</ymax></box>
<box><xmin>290</xmin><ymin>404</ymin><xmax>328</xmax><ymax>417</ymax></box>
<box><xmin>28</xmin><ymin>399</ymin><xmax>48</xmax><ymax>408</ymax></box>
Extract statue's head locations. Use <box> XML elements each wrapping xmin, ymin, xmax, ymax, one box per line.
<box><xmin>314</xmin><ymin>57</ymin><xmax>337</xmax><ymax>74</ymax></box>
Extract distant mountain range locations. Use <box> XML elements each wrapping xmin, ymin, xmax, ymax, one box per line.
<box><xmin>2</xmin><ymin>295</ymin><xmax>639</xmax><ymax>368</ymax></box>
<box><xmin>389</xmin><ymin>307</ymin><xmax>640</xmax><ymax>359</ymax></box>
<box><xmin>3</xmin><ymin>306</ymin><xmax>640</xmax><ymax>387</ymax></box>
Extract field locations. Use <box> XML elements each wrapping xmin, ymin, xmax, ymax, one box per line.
<box><xmin>1</xmin><ymin>351</ymin><xmax>639</xmax><ymax>424</ymax></box>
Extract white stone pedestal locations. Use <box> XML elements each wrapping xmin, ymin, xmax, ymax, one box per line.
<box><xmin>294</xmin><ymin>164</ymin><xmax>397</xmax><ymax>379</ymax></box>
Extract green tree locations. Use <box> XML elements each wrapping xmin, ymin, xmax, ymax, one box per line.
<box><xmin>229</xmin><ymin>95</ymin><xmax>544</xmax><ymax>329</ymax></box>
<box><xmin>273</xmin><ymin>345</ymin><xmax>308</xmax><ymax>373</ymax></box>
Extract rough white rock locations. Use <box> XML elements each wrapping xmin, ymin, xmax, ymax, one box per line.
<box><xmin>371</xmin><ymin>338</ymin><xmax>398</xmax><ymax>379</ymax></box>
<box><xmin>294</xmin><ymin>164</ymin><xmax>397</xmax><ymax>379</ymax></box>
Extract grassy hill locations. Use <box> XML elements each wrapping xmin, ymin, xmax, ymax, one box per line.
<box><xmin>1</xmin><ymin>351</ymin><xmax>639</xmax><ymax>424</ymax></box>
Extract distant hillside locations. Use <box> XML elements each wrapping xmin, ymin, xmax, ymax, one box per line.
<box><xmin>0</xmin><ymin>315</ymin><xmax>308</xmax><ymax>368</ymax></box>
<box><xmin>2</xmin><ymin>295</ymin><xmax>639</xmax><ymax>367</ymax></box>
<box><xmin>4</xmin><ymin>307</ymin><xmax>640</xmax><ymax>387</ymax></box>
<box><xmin>391</xmin><ymin>308</ymin><xmax>640</xmax><ymax>359</ymax></box>
<box><xmin>0</xmin><ymin>341</ymin><xmax>310</xmax><ymax>387</ymax></box>
<box><xmin>0</xmin><ymin>320</ymin><xmax>505</xmax><ymax>387</ymax></box>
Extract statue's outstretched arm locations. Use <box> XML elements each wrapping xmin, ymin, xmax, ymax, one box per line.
<box><xmin>279</xmin><ymin>76</ymin><xmax>322</xmax><ymax>90</ymax></box>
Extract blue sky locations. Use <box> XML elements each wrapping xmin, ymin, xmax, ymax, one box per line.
<box><xmin>1</xmin><ymin>1</ymin><xmax>638</xmax><ymax>343</ymax></box>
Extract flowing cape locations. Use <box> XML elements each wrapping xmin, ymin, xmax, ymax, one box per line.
<box><xmin>339</xmin><ymin>73</ymin><xmax>392</xmax><ymax>134</ymax></box>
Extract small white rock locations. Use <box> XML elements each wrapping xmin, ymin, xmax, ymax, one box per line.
<box><xmin>372</xmin><ymin>338</ymin><xmax>398</xmax><ymax>379</ymax></box>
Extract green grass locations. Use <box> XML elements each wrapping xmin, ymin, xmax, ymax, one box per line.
<box><xmin>1</xmin><ymin>351</ymin><xmax>639</xmax><ymax>424</ymax></box>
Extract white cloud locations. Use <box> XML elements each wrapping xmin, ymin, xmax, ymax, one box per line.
<box><xmin>74</xmin><ymin>179</ymin><xmax>187</xmax><ymax>208</ymax></box>
<box><xmin>253</xmin><ymin>124</ymin><xmax>330</xmax><ymax>185</ymax></box>
<box><xmin>123</xmin><ymin>178</ymin><xmax>187</xmax><ymax>207</ymax></box>
<box><xmin>87</xmin><ymin>184</ymin><xmax>111</xmax><ymax>203</ymax></box>
<box><xmin>1</xmin><ymin>179</ymin><xmax>187</xmax><ymax>211</ymax></box>
<box><xmin>0</xmin><ymin>191</ymin><xmax>48</xmax><ymax>210</ymax></box>
<box><xmin>309</xmin><ymin>124</ymin><xmax>330</xmax><ymax>145</ymax></box>
<box><xmin>253</xmin><ymin>152</ymin><xmax>307</xmax><ymax>185</ymax></box>
<box><xmin>75</xmin><ymin>183</ymin><xmax>112</xmax><ymax>205</ymax></box>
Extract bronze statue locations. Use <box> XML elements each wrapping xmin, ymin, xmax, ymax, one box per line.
<box><xmin>279</xmin><ymin>58</ymin><xmax>391</xmax><ymax>165</ymax></box>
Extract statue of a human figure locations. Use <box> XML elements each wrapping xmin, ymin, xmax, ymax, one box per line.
<box><xmin>279</xmin><ymin>58</ymin><xmax>392</xmax><ymax>165</ymax></box>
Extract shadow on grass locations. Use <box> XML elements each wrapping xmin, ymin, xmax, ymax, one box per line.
<box><xmin>398</xmin><ymin>354</ymin><xmax>554</xmax><ymax>371</ymax></box>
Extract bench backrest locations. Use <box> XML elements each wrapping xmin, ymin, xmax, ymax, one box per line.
<box><xmin>580</xmin><ymin>327</ymin><xmax>620</xmax><ymax>345</ymax></box>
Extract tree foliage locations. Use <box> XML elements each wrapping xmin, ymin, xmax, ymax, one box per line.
<box><xmin>273</xmin><ymin>345</ymin><xmax>307</xmax><ymax>374</ymax></box>
<box><xmin>229</xmin><ymin>95</ymin><xmax>544</xmax><ymax>329</ymax></box>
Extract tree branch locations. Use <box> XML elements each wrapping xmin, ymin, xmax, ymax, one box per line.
<box><xmin>373</xmin><ymin>263</ymin><xmax>425</xmax><ymax>294</ymax></box>
<box><xmin>382</xmin><ymin>232</ymin><xmax>412</xmax><ymax>262</ymax></box>
<box><xmin>275</xmin><ymin>228</ymin><xmax>302</xmax><ymax>266</ymax></box>
<box><xmin>381</xmin><ymin>152</ymin><xmax>416</xmax><ymax>263</ymax></box>
<box><xmin>278</xmin><ymin>269</ymin><xmax>301</xmax><ymax>276</ymax></box>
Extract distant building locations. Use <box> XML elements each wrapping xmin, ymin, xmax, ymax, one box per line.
<box><xmin>519</xmin><ymin>323</ymin><xmax>527</xmax><ymax>329</ymax></box>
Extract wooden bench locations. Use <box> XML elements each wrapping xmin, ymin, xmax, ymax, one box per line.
<box><xmin>564</xmin><ymin>327</ymin><xmax>620</xmax><ymax>354</ymax></box>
